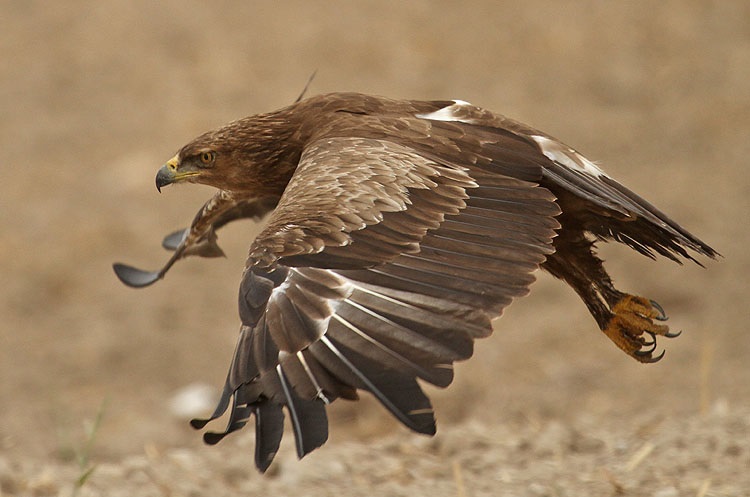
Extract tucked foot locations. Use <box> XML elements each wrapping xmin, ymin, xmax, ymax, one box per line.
<box><xmin>602</xmin><ymin>295</ymin><xmax>679</xmax><ymax>363</ymax></box>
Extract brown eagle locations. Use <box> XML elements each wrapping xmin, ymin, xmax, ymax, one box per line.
<box><xmin>114</xmin><ymin>92</ymin><xmax>717</xmax><ymax>472</ymax></box>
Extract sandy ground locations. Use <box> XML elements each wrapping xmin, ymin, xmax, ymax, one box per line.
<box><xmin>1</xmin><ymin>1</ymin><xmax>749</xmax><ymax>495</ymax></box>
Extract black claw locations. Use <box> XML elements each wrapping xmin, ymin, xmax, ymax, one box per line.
<box><xmin>650</xmin><ymin>300</ymin><xmax>669</xmax><ymax>321</ymax></box>
<box><xmin>645</xmin><ymin>350</ymin><xmax>666</xmax><ymax>363</ymax></box>
<box><xmin>634</xmin><ymin>347</ymin><xmax>665</xmax><ymax>363</ymax></box>
<box><xmin>635</xmin><ymin>338</ymin><xmax>658</xmax><ymax>355</ymax></box>
<box><xmin>112</xmin><ymin>263</ymin><xmax>163</xmax><ymax>288</ymax></box>
<box><xmin>642</xmin><ymin>330</ymin><xmax>657</xmax><ymax>345</ymax></box>
<box><xmin>664</xmin><ymin>329</ymin><xmax>683</xmax><ymax>339</ymax></box>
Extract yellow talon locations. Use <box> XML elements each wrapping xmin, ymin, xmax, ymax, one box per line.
<box><xmin>603</xmin><ymin>295</ymin><xmax>673</xmax><ymax>363</ymax></box>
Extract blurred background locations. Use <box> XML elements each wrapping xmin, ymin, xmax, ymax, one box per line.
<box><xmin>1</xmin><ymin>0</ymin><xmax>747</xmax><ymax>471</ymax></box>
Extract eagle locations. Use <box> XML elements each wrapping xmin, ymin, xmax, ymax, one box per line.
<box><xmin>114</xmin><ymin>92</ymin><xmax>717</xmax><ymax>472</ymax></box>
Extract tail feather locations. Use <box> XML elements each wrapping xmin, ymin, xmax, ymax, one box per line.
<box><xmin>542</xmin><ymin>161</ymin><xmax>719</xmax><ymax>264</ymax></box>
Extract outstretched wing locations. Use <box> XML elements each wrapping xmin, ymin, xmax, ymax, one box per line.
<box><xmin>192</xmin><ymin>136</ymin><xmax>561</xmax><ymax>471</ymax></box>
<box><xmin>409</xmin><ymin>100</ymin><xmax>716</xmax><ymax>262</ymax></box>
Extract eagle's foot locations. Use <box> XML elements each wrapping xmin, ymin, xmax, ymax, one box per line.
<box><xmin>603</xmin><ymin>295</ymin><xmax>678</xmax><ymax>363</ymax></box>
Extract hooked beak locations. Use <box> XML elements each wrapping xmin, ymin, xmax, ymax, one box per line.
<box><xmin>155</xmin><ymin>155</ymin><xmax>199</xmax><ymax>192</ymax></box>
<box><xmin>155</xmin><ymin>165</ymin><xmax>174</xmax><ymax>192</ymax></box>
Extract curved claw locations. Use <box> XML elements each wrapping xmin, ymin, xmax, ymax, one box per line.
<box><xmin>113</xmin><ymin>263</ymin><xmax>163</xmax><ymax>288</ymax></box>
<box><xmin>641</xmin><ymin>333</ymin><xmax>656</xmax><ymax>348</ymax></box>
<box><xmin>649</xmin><ymin>299</ymin><xmax>669</xmax><ymax>321</ymax></box>
<box><xmin>664</xmin><ymin>329</ymin><xmax>682</xmax><ymax>339</ymax></box>
<box><xmin>162</xmin><ymin>229</ymin><xmax>188</xmax><ymax>251</ymax></box>
<box><xmin>639</xmin><ymin>349</ymin><xmax>666</xmax><ymax>363</ymax></box>
<box><xmin>635</xmin><ymin>336</ymin><xmax>658</xmax><ymax>356</ymax></box>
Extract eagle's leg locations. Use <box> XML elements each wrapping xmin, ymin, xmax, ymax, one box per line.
<box><xmin>542</xmin><ymin>231</ymin><xmax>675</xmax><ymax>363</ymax></box>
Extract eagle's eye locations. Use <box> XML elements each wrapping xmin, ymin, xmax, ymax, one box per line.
<box><xmin>199</xmin><ymin>151</ymin><xmax>215</xmax><ymax>165</ymax></box>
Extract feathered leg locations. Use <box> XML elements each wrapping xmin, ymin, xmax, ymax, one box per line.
<box><xmin>542</xmin><ymin>229</ymin><xmax>676</xmax><ymax>363</ymax></box>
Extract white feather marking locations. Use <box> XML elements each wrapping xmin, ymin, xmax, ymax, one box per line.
<box><xmin>296</xmin><ymin>351</ymin><xmax>330</xmax><ymax>404</ymax></box>
<box><xmin>319</xmin><ymin>336</ymin><xmax>426</xmax><ymax>431</ymax></box>
<box><xmin>346</xmin><ymin>281</ymin><xmax>415</xmax><ymax>310</ymax></box>
<box><xmin>276</xmin><ymin>364</ymin><xmax>304</xmax><ymax>448</ymax></box>
<box><xmin>342</xmin><ymin>297</ymin><xmax>403</xmax><ymax>328</ymax></box>
<box><xmin>266</xmin><ymin>275</ymin><xmax>291</xmax><ymax>314</ymax></box>
<box><xmin>531</xmin><ymin>135</ymin><xmax>608</xmax><ymax>177</ymax></box>
<box><xmin>331</xmin><ymin>311</ymin><xmax>433</xmax><ymax>379</ymax></box>
<box><xmin>332</xmin><ymin>312</ymin><xmax>382</xmax><ymax>344</ymax></box>
<box><xmin>266</xmin><ymin>269</ymin><xmax>340</xmax><ymax>346</ymax></box>
<box><xmin>416</xmin><ymin>100</ymin><xmax>475</xmax><ymax>123</ymax></box>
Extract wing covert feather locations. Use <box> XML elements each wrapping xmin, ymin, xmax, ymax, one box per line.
<box><xmin>247</xmin><ymin>137</ymin><xmax>478</xmax><ymax>268</ymax></box>
<box><xmin>195</xmin><ymin>133</ymin><xmax>561</xmax><ymax>471</ymax></box>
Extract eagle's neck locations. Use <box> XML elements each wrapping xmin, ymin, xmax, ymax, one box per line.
<box><xmin>222</xmin><ymin>109</ymin><xmax>307</xmax><ymax>196</ymax></box>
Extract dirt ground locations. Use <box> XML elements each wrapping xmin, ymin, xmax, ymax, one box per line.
<box><xmin>2</xmin><ymin>1</ymin><xmax>749</xmax><ymax>495</ymax></box>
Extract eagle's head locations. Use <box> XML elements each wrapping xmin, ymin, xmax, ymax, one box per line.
<box><xmin>156</xmin><ymin>134</ymin><xmax>225</xmax><ymax>192</ymax></box>
<box><xmin>155</xmin><ymin>114</ymin><xmax>301</xmax><ymax>195</ymax></box>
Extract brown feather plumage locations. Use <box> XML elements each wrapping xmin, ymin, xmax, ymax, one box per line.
<box><xmin>114</xmin><ymin>92</ymin><xmax>717</xmax><ymax>472</ymax></box>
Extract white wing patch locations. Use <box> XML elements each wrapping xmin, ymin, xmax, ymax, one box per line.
<box><xmin>416</xmin><ymin>100</ymin><xmax>475</xmax><ymax>123</ymax></box>
<box><xmin>531</xmin><ymin>135</ymin><xmax>608</xmax><ymax>178</ymax></box>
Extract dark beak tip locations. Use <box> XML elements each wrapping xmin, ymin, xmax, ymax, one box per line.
<box><xmin>155</xmin><ymin>166</ymin><xmax>173</xmax><ymax>192</ymax></box>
